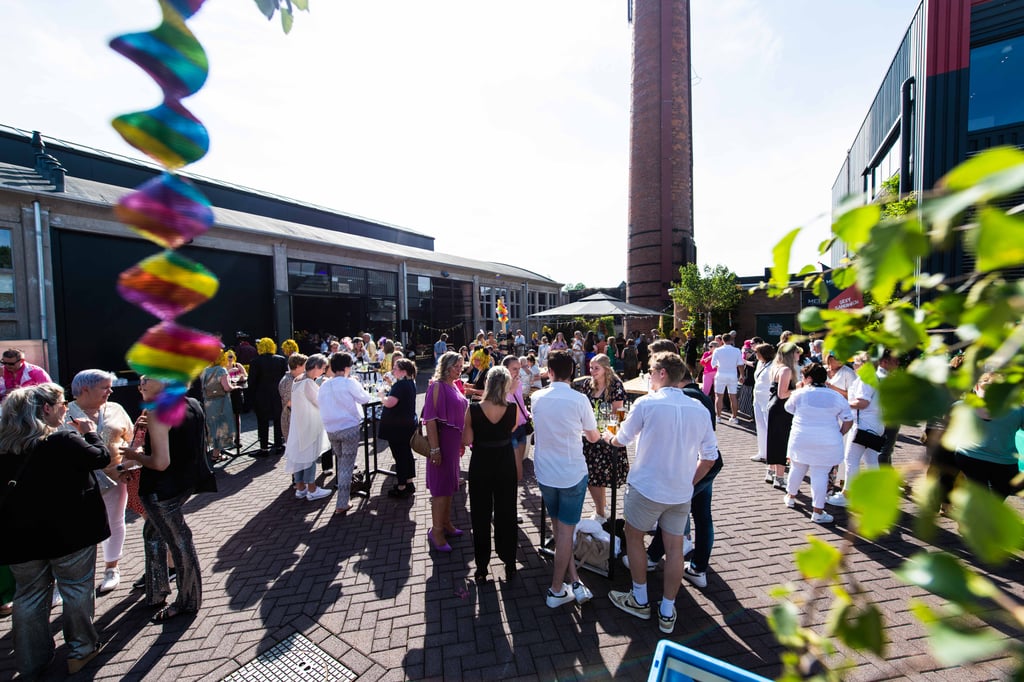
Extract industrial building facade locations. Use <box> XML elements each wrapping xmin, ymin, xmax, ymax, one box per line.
<box><xmin>831</xmin><ymin>0</ymin><xmax>1024</xmax><ymax>277</ymax></box>
<box><xmin>0</xmin><ymin>126</ymin><xmax>563</xmax><ymax>387</ymax></box>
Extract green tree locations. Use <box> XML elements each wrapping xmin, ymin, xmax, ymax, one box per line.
<box><xmin>766</xmin><ymin>147</ymin><xmax>1024</xmax><ymax>679</ymax></box>
<box><xmin>669</xmin><ymin>264</ymin><xmax>742</xmax><ymax>339</ymax></box>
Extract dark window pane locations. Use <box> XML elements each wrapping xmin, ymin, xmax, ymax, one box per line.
<box><xmin>969</xmin><ymin>36</ymin><xmax>1024</xmax><ymax>131</ymax></box>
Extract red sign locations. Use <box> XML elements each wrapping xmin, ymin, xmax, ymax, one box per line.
<box><xmin>828</xmin><ymin>285</ymin><xmax>863</xmax><ymax>310</ymax></box>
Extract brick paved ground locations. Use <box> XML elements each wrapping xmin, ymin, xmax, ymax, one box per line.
<box><xmin>2</xmin><ymin>395</ymin><xmax>1023</xmax><ymax>681</ymax></box>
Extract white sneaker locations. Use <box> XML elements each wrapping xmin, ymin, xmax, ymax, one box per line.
<box><xmin>683</xmin><ymin>536</ymin><xmax>694</xmax><ymax>557</ymax></box>
<box><xmin>811</xmin><ymin>511</ymin><xmax>834</xmax><ymax>524</ymax></box>
<box><xmin>764</xmin><ymin>470</ymin><xmax>775</xmax><ymax>483</ymax></box>
<box><xmin>608</xmin><ymin>589</ymin><xmax>651</xmax><ymax>620</ymax></box>
<box><xmin>657</xmin><ymin>601</ymin><xmax>677</xmax><ymax>634</ymax></box>
<box><xmin>306</xmin><ymin>487</ymin><xmax>332</xmax><ymax>501</ymax></box>
<box><xmin>683</xmin><ymin>562</ymin><xmax>707</xmax><ymax>589</ymax></box>
<box><xmin>826</xmin><ymin>492</ymin><xmax>848</xmax><ymax>507</ymax></box>
<box><xmin>784</xmin><ymin>495</ymin><xmax>796</xmax><ymax>509</ymax></box>
<box><xmin>572</xmin><ymin>581</ymin><xmax>593</xmax><ymax>604</ymax></box>
<box><xmin>98</xmin><ymin>568</ymin><xmax>120</xmax><ymax>594</ymax></box>
<box><xmin>750</xmin><ymin>454</ymin><xmax>767</xmax><ymax>462</ymax></box>
<box><xmin>545</xmin><ymin>583</ymin><xmax>575</xmax><ymax>609</ymax></box>
<box><xmin>622</xmin><ymin>554</ymin><xmax>657</xmax><ymax>572</ymax></box>
<box><xmin>295</xmin><ymin>489</ymin><xmax>308</xmax><ymax>499</ymax></box>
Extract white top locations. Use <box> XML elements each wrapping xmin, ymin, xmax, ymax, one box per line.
<box><xmin>531</xmin><ymin>381</ymin><xmax>596</xmax><ymax>488</ymax></box>
<box><xmin>528</xmin><ymin>364</ymin><xmax>543</xmax><ymax>390</ymax></box>
<box><xmin>711</xmin><ymin>344</ymin><xmax>743</xmax><ymax>377</ymax></box>
<box><xmin>615</xmin><ymin>387</ymin><xmax>718</xmax><ymax>505</ymax></box>
<box><xmin>537</xmin><ymin>343</ymin><xmax>550</xmax><ymax>367</ymax></box>
<box><xmin>784</xmin><ymin>386</ymin><xmax>854</xmax><ymax>466</ymax></box>
<box><xmin>514</xmin><ymin>334</ymin><xmax>526</xmax><ymax>346</ymax></box>
<box><xmin>827</xmin><ymin>364</ymin><xmax>858</xmax><ymax>395</ymax></box>
<box><xmin>850</xmin><ymin>377</ymin><xmax>882</xmax><ymax>434</ymax></box>
<box><xmin>318</xmin><ymin>374</ymin><xmax>371</xmax><ymax>433</ymax></box>
<box><xmin>753</xmin><ymin>360</ymin><xmax>773</xmax><ymax>398</ymax></box>
<box><xmin>284</xmin><ymin>378</ymin><xmax>329</xmax><ymax>473</ymax></box>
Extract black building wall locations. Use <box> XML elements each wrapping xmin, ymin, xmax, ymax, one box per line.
<box><xmin>50</xmin><ymin>230</ymin><xmax>274</xmax><ymax>394</ymax></box>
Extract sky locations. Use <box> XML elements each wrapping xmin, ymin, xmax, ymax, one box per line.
<box><xmin>2</xmin><ymin>0</ymin><xmax>921</xmax><ymax>288</ymax></box>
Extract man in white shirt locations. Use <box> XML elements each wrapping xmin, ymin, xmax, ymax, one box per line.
<box><xmin>604</xmin><ymin>351</ymin><xmax>718</xmax><ymax>634</ymax></box>
<box><xmin>531</xmin><ymin>351</ymin><xmax>600</xmax><ymax>609</ymax></box>
<box><xmin>711</xmin><ymin>333</ymin><xmax>744</xmax><ymax>423</ymax></box>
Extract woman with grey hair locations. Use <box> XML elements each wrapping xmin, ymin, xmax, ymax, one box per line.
<box><xmin>462</xmin><ymin>365</ymin><xmax>519</xmax><ymax>581</ymax></box>
<box><xmin>283</xmin><ymin>354</ymin><xmax>332</xmax><ymax>502</ymax></box>
<box><xmin>0</xmin><ymin>383</ymin><xmax>108</xmax><ymax>676</ymax></box>
<box><xmin>68</xmin><ymin>369</ymin><xmax>133</xmax><ymax>594</ymax></box>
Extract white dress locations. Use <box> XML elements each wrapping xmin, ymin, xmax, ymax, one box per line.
<box><xmin>784</xmin><ymin>386</ymin><xmax>853</xmax><ymax>467</ymax></box>
<box><xmin>283</xmin><ymin>377</ymin><xmax>329</xmax><ymax>473</ymax></box>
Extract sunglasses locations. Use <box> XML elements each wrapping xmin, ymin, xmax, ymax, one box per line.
<box><xmin>2</xmin><ymin>360</ymin><xmax>21</xmax><ymax>366</ymax></box>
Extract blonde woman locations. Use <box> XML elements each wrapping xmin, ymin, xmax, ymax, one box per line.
<box><xmin>225</xmin><ymin>349</ymin><xmax>248</xmax><ymax>449</ymax></box>
<box><xmin>423</xmin><ymin>351</ymin><xmax>469</xmax><ymax>552</ymax></box>
<box><xmin>572</xmin><ymin>353</ymin><xmax>627</xmax><ymax>520</ymax></box>
<box><xmin>765</xmin><ymin>342</ymin><xmax>801</xmax><ymax>488</ymax></box>
<box><xmin>462</xmin><ymin>365</ymin><xmax>519</xmax><ymax>581</ymax></box>
<box><xmin>248</xmin><ymin>337</ymin><xmax>288</xmax><ymax>456</ymax></box>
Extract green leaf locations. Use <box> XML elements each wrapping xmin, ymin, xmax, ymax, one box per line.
<box><xmin>857</xmin><ymin>219</ymin><xmax>929</xmax><ymax>303</ymax></box>
<box><xmin>847</xmin><ymin>468</ymin><xmax>903</xmax><ymax>539</ymax></box>
<box><xmin>769</xmin><ymin>601</ymin><xmax>802</xmax><ymax>647</ymax></box>
<box><xmin>280</xmin><ymin>7</ymin><xmax>294</xmax><ymax>32</ymax></box>
<box><xmin>770</xmin><ymin>228</ymin><xmax>801</xmax><ymax>293</ymax></box>
<box><xmin>795</xmin><ymin>536</ymin><xmax>842</xmax><ymax>580</ymax></box>
<box><xmin>911</xmin><ymin>475</ymin><xmax>942</xmax><ymax>540</ymax></box>
<box><xmin>856</xmin><ymin>360</ymin><xmax>878</xmax><ymax>387</ymax></box>
<box><xmin>832</xmin><ymin>265</ymin><xmax>857</xmax><ymax>290</ymax></box>
<box><xmin>940</xmin><ymin>403</ymin><xmax>986</xmax><ymax>455</ymax></box>
<box><xmin>833</xmin><ymin>205</ymin><xmax>881</xmax><ymax>252</ymax></box>
<box><xmin>908</xmin><ymin>355</ymin><xmax>951</xmax><ymax>385</ymax></box>
<box><xmin>973</xmin><ymin>208</ymin><xmax>1024</xmax><ymax>272</ymax></box>
<box><xmin>883</xmin><ymin>309</ymin><xmax>928</xmax><ymax>352</ymax></box>
<box><xmin>812</xmin><ymin>276</ymin><xmax>827</xmax><ymax>301</ymax></box>
<box><xmin>254</xmin><ymin>0</ymin><xmax>277</xmax><ymax>20</ymax></box>
<box><xmin>293</xmin><ymin>0</ymin><xmax>309</xmax><ymax>9</ymax></box>
<box><xmin>895</xmin><ymin>551</ymin><xmax>998</xmax><ymax>604</ymax></box>
<box><xmin>941</xmin><ymin>146</ymin><xmax>1024</xmax><ymax>191</ymax></box>
<box><xmin>797</xmin><ymin>264</ymin><xmax>817</xmax><ymax>277</ymax></box>
<box><xmin>926</xmin><ymin>617</ymin><xmax>1011</xmax><ymax>666</ymax></box>
<box><xmin>949</xmin><ymin>479</ymin><xmax>1024</xmax><ymax>565</ymax></box>
<box><xmin>878</xmin><ymin>372</ymin><xmax>953</xmax><ymax>424</ymax></box>
<box><xmin>799</xmin><ymin>307</ymin><xmax>825</xmax><ymax>331</ymax></box>
<box><xmin>833</xmin><ymin>602</ymin><xmax>887</xmax><ymax>657</ymax></box>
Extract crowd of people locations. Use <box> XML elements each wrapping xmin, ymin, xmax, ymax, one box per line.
<box><xmin>1</xmin><ymin>315</ymin><xmax>1021</xmax><ymax>676</ymax></box>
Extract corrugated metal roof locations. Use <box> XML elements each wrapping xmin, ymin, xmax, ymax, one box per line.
<box><xmin>0</xmin><ymin>160</ymin><xmax>561</xmax><ymax>286</ymax></box>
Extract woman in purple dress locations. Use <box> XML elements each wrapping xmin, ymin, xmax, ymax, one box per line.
<box><xmin>424</xmin><ymin>351</ymin><xmax>469</xmax><ymax>552</ymax></box>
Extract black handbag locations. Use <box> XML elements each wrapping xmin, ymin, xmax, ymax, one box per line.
<box><xmin>852</xmin><ymin>427</ymin><xmax>886</xmax><ymax>452</ymax></box>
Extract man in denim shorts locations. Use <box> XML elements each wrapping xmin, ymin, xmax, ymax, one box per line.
<box><xmin>604</xmin><ymin>352</ymin><xmax>718</xmax><ymax>634</ymax></box>
<box><xmin>531</xmin><ymin>351</ymin><xmax>600</xmax><ymax>609</ymax></box>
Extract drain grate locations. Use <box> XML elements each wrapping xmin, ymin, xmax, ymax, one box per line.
<box><xmin>223</xmin><ymin>633</ymin><xmax>357</xmax><ymax>681</ymax></box>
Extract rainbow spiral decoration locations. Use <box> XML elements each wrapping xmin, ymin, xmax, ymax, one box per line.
<box><xmin>110</xmin><ymin>0</ymin><xmax>220</xmax><ymax>423</ymax></box>
<box><xmin>496</xmin><ymin>297</ymin><xmax>509</xmax><ymax>325</ymax></box>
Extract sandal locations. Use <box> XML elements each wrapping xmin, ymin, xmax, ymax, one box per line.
<box><xmin>152</xmin><ymin>604</ymin><xmax>195</xmax><ymax>623</ymax></box>
<box><xmin>334</xmin><ymin>505</ymin><xmax>352</xmax><ymax>515</ymax></box>
<box><xmin>210</xmin><ymin>451</ymin><xmax>229</xmax><ymax>463</ymax></box>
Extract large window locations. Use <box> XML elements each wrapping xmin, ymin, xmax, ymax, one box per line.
<box><xmin>0</xmin><ymin>230</ymin><xmax>14</xmax><ymax>312</ymax></box>
<box><xmin>479</xmin><ymin>286</ymin><xmax>508</xmax><ymax>326</ymax></box>
<box><xmin>866</xmin><ymin>136</ymin><xmax>900</xmax><ymax>200</ymax></box>
<box><xmin>287</xmin><ymin>260</ymin><xmax>397</xmax><ymax>298</ymax></box>
<box><xmin>969</xmin><ymin>36</ymin><xmax>1024</xmax><ymax>132</ymax></box>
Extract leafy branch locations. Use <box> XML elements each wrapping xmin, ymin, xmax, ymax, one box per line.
<box><xmin>765</xmin><ymin>147</ymin><xmax>1024</xmax><ymax>678</ymax></box>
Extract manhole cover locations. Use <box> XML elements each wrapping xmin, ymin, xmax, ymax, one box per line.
<box><xmin>223</xmin><ymin>633</ymin><xmax>357</xmax><ymax>681</ymax></box>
